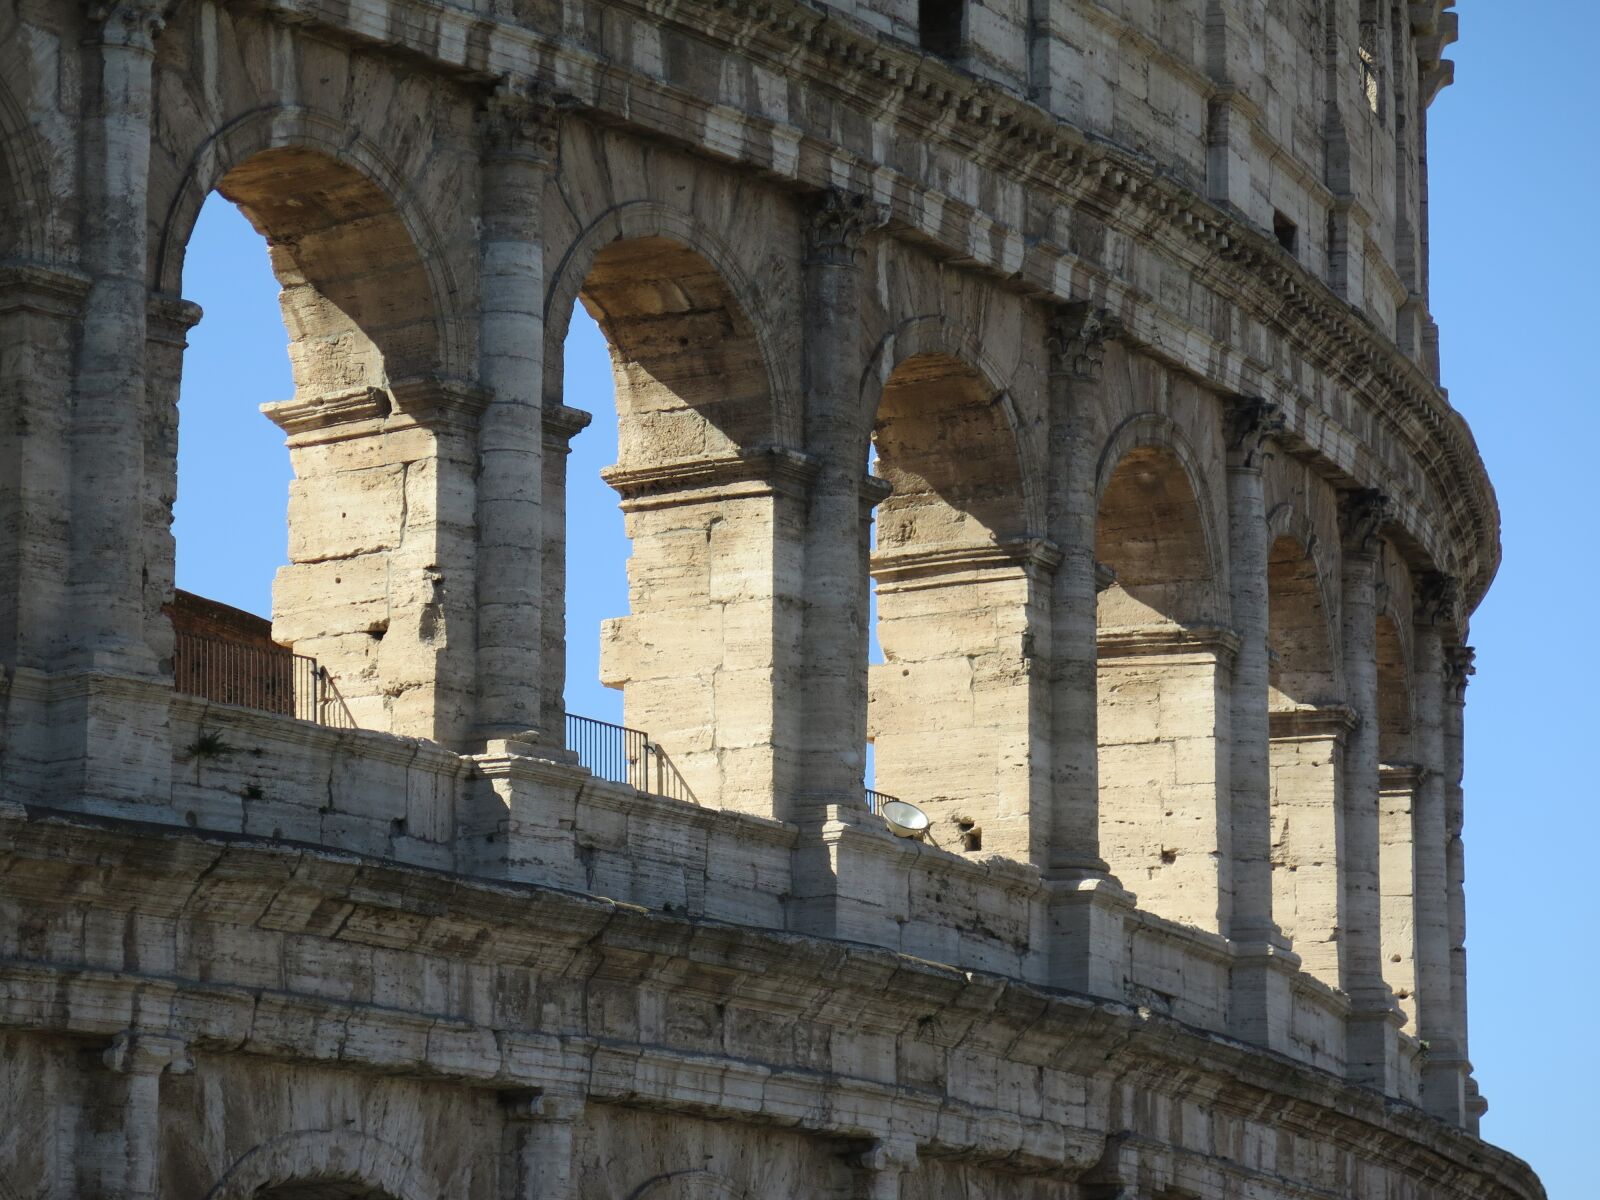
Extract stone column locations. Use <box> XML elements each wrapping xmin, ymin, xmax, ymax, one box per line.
<box><xmin>69</xmin><ymin>0</ymin><xmax>168</xmax><ymax>676</ymax></box>
<box><xmin>851</xmin><ymin>1137</ymin><xmax>917</xmax><ymax>1200</ymax></box>
<box><xmin>791</xmin><ymin>190</ymin><xmax>883</xmax><ymax>823</ymax></box>
<box><xmin>538</xmin><ymin>405</ymin><xmax>593</xmax><ymax>741</ymax></box>
<box><xmin>84</xmin><ymin>1032</ymin><xmax>191</xmax><ymax>1200</ymax></box>
<box><xmin>474</xmin><ymin>80</ymin><xmax>561</xmax><ymax>744</ymax></box>
<box><xmin>1223</xmin><ymin>399</ymin><xmax>1294</xmax><ymax>1047</ymax></box>
<box><xmin>1043</xmin><ymin>305</ymin><xmax>1133</xmax><ymax>998</ymax></box>
<box><xmin>501</xmin><ymin>1090</ymin><xmax>583</xmax><ymax>1200</ymax></box>
<box><xmin>54</xmin><ymin>1</ymin><xmax>177</xmax><ymax>810</ymax></box>
<box><xmin>1444</xmin><ymin>642</ymin><xmax>1485</xmax><ymax>1132</ymax></box>
<box><xmin>0</xmin><ymin>267</ymin><xmax>91</xmax><ymax>802</ymax></box>
<box><xmin>1414</xmin><ymin>574</ymin><xmax>1464</xmax><ymax>1124</ymax></box>
<box><xmin>1338</xmin><ymin>490</ymin><xmax>1402</xmax><ymax>1088</ymax></box>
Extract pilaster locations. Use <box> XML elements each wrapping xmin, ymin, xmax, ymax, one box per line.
<box><xmin>1338</xmin><ymin>489</ymin><xmax>1404</xmax><ymax>1089</ymax></box>
<box><xmin>82</xmin><ymin>1031</ymin><xmax>192</xmax><ymax>1200</ymax></box>
<box><xmin>539</xmin><ymin>404</ymin><xmax>594</xmax><ymax>741</ymax></box>
<box><xmin>475</xmin><ymin>77</ymin><xmax>564</xmax><ymax>744</ymax></box>
<box><xmin>850</xmin><ymin>1136</ymin><xmax>918</xmax><ymax>1200</ymax></box>
<box><xmin>1223</xmin><ymin>398</ymin><xmax>1292</xmax><ymax>1046</ymax></box>
<box><xmin>1444</xmin><ymin>641</ymin><xmax>1482</xmax><ymax>1131</ymax></box>
<box><xmin>790</xmin><ymin>189</ymin><xmax>883</xmax><ymax>817</ymax></box>
<box><xmin>1042</xmin><ymin>302</ymin><xmax>1136</xmax><ymax>997</ymax></box>
<box><xmin>1414</xmin><ymin>572</ymin><xmax>1465</xmax><ymax>1125</ymax></box>
<box><xmin>501</xmin><ymin>1089</ymin><xmax>584</xmax><ymax>1200</ymax></box>
<box><xmin>790</xmin><ymin>188</ymin><xmax>885</xmax><ymax>937</ymax></box>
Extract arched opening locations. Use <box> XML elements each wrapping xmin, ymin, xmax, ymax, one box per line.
<box><xmin>558</xmin><ymin>235</ymin><xmax>793</xmax><ymax>815</ymax></box>
<box><xmin>255</xmin><ymin>1186</ymin><xmax>401</xmax><ymax>1200</ymax></box>
<box><xmin>1265</xmin><ymin>534</ymin><xmax>1349</xmax><ymax>986</ymax></box>
<box><xmin>1375</xmin><ymin>611</ymin><xmax>1421</xmax><ymax>1026</ymax></box>
<box><xmin>1094</xmin><ymin>442</ymin><xmax>1229</xmax><ymax>931</ymax></box>
<box><xmin>867</xmin><ymin>352</ymin><xmax>1045</xmax><ymax>859</ymax></box>
<box><xmin>158</xmin><ymin>145</ymin><xmax>466</xmax><ymax>744</ymax></box>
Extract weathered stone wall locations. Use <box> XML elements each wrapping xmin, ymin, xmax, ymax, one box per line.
<box><xmin>0</xmin><ymin>0</ymin><xmax>1526</xmax><ymax>1195</ymax></box>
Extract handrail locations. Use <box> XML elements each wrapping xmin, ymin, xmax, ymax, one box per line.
<box><xmin>173</xmin><ymin>630</ymin><xmax>355</xmax><ymax>729</ymax></box>
<box><xmin>565</xmin><ymin>712</ymin><xmax>698</xmax><ymax>805</ymax></box>
<box><xmin>865</xmin><ymin>788</ymin><xmax>899</xmax><ymax>814</ymax></box>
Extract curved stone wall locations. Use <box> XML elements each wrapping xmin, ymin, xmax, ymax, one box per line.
<box><xmin>0</xmin><ymin>1</ymin><xmax>1539</xmax><ymax>1198</ymax></box>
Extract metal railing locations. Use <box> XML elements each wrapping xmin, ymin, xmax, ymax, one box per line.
<box><xmin>173</xmin><ymin>630</ymin><xmax>355</xmax><ymax>729</ymax></box>
<box><xmin>565</xmin><ymin>712</ymin><xmax>698</xmax><ymax>805</ymax></box>
<box><xmin>865</xmin><ymin>788</ymin><xmax>899</xmax><ymax>814</ymax></box>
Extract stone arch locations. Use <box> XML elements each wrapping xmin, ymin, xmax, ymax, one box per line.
<box><xmin>626</xmin><ymin>1171</ymin><xmax>759</xmax><ymax>1200</ymax></box>
<box><xmin>551</xmin><ymin>207</ymin><xmax>802</xmax><ymax>813</ymax></box>
<box><xmin>863</xmin><ymin>319</ymin><xmax>1048</xmax><ymax>859</ymax></box>
<box><xmin>1093</xmin><ymin>414</ymin><xmax>1230</xmax><ymax>931</ymax></box>
<box><xmin>858</xmin><ymin>314</ymin><xmax>1045</xmax><ymax>535</ymax></box>
<box><xmin>1264</xmin><ymin>505</ymin><xmax>1340</xmax><ymax>707</ymax></box>
<box><xmin>204</xmin><ymin>1130</ymin><xmax>441</xmax><ymax>1200</ymax></box>
<box><xmin>544</xmin><ymin>200</ymin><xmax>799</xmax><ymax>451</ymax></box>
<box><xmin>152</xmin><ymin>105</ymin><xmax>466</xmax><ymax>381</ymax></box>
<box><xmin>1094</xmin><ymin>413</ymin><xmax>1224</xmax><ymax>629</ymax></box>
<box><xmin>147</xmin><ymin>109</ymin><xmax>480</xmax><ymax>742</ymax></box>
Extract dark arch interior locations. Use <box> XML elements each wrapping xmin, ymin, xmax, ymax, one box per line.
<box><xmin>1376</xmin><ymin>613</ymin><xmax>1412</xmax><ymax>761</ymax></box>
<box><xmin>214</xmin><ymin>145</ymin><xmax>440</xmax><ymax>389</ymax></box>
<box><xmin>1267</xmin><ymin>534</ymin><xmax>1338</xmax><ymax>706</ymax></box>
<box><xmin>1095</xmin><ymin>444</ymin><xmax>1214</xmax><ymax>626</ymax></box>
<box><xmin>256</xmin><ymin>1183</ymin><xmax>399</xmax><ymax>1200</ymax></box>
<box><xmin>579</xmin><ymin>236</ymin><xmax>776</xmax><ymax>469</ymax></box>
<box><xmin>872</xmin><ymin>351</ymin><xmax>1026</xmax><ymax>551</ymax></box>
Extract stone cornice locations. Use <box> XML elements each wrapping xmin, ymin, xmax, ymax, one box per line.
<box><xmin>0</xmin><ymin>809</ymin><xmax>1544</xmax><ymax>1200</ymax></box>
<box><xmin>602</xmin><ymin>447</ymin><xmax>819</xmax><ymax>506</ymax></box>
<box><xmin>1268</xmin><ymin>704</ymin><xmax>1359</xmax><ymax>741</ymax></box>
<box><xmin>228</xmin><ymin>0</ymin><xmax>1499</xmax><ymax>614</ymax></box>
<box><xmin>1096</xmin><ymin>624</ymin><xmax>1242</xmax><ymax>663</ymax></box>
<box><xmin>869</xmin><ymin>537</ymin><xmax>1061</xmax><ymax>587</ymax></box>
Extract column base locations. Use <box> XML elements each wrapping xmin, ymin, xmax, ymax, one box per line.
<box><xmin>1421</xmin><ymin>1046</ymin><xmax>1469</xmax><ymax>1128</ymax></box>
<box><xmin>1345</xmin><ymin>988</ymin><xmax>1407</xmax><ymax>1092</ymax></box>
<box><xmin>1227</xmin><ymin>935</ymin><xmax>1301</xmax><ymax>1051</ymax></box>
<box><xmin>1045</xmin><ymin>872</ymin><xmax>1134</xmax><ymax>998</ymax></box>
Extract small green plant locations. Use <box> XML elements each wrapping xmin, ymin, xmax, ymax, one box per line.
<box><xmin>187</xmin><ymin>729</ymin><xmax>235</xmax><ymax>760</ymax></box>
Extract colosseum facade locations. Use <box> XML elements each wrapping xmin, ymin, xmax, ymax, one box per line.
<box><xmin>0</xmin><ymin>0</ymin><xmax>1544</xmax><ymax>1197</ymax></box>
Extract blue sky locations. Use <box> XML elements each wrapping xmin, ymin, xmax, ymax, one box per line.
<box><xmin>173</xmin><ymin>3</ymin><xmax>1586</xmax><ymax>1191</ymax></box>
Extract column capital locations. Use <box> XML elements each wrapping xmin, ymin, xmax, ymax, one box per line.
<box><xmin>86</xmin><ymin>0</ymin><xmax>171</xmax><ymax>50</ymax></box>
<box><xmin>805</xmin><ymin>188</ymin><xmax>886</xmax><ymax>266</ymax></box>
<box><xmin>1414</xmin><ymin>571</ymin><xmax>1462</xmax><ymax>631</ymax></box>
<box><xmin>1338</xmin><ymin>488</ymin><xmax>1391</xmax><ymax>559</ymax></box>
<box><xmin>501</xmin><ymin>1087</ymin><xmax>585</xmax><ymax>1124</ymax></box>
<box><xmin>542</xmin><ymin>403</ymin><xmax>594</xmax><ymax>449</ymax></box>
<box><xmin>1046</xmin><ymin>301</ymin><xmax>1122</xmax><ymax>381</ymax></box>
<box><xmin>1444</xmin><ymin>643</ymin><xmax>1476</xmax><ymax>703</ymax></box>
<box><xmin>479</xmin><ymin>76</ymin><xmax>569</xmax><ymax>165</ymax></box>
<box><xmin>103</xmin><ymin>1031</ymin><xmax>192</xmax><ymax>1077</ymax></box>
<box><xmin>1223</xmin><ymin>397</ymin><xmax>1285</xmax><ymax>471</ymax></box>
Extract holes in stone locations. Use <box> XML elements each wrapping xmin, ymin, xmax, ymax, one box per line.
<box><xmin>1273</xmin><ymin>210</ymin><xmax>1298</xmax><ymax>256</ymax></box>
<box><xmin>956</xmin><ymin>817</ymin><xmax>982</xmax><ymax>852</ymax></box>
<box><xmin>919</xmin><ymin>0</ymin><xmax>964</xmax><ymax>58</ymax></box>
<box><xmin>1159</xmin><ymin>848</ymin><xmax>1177</xmax><ymax>865</ymax></box>
<box><xmin>366</xmin><ymin>619</ymin><xmax>388</xmax><ymax>641</ymax></box>
<box><xmin>391</xmin><ymin>817</ymin><xmax>407</xmax><ymax>836</ymax></box>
